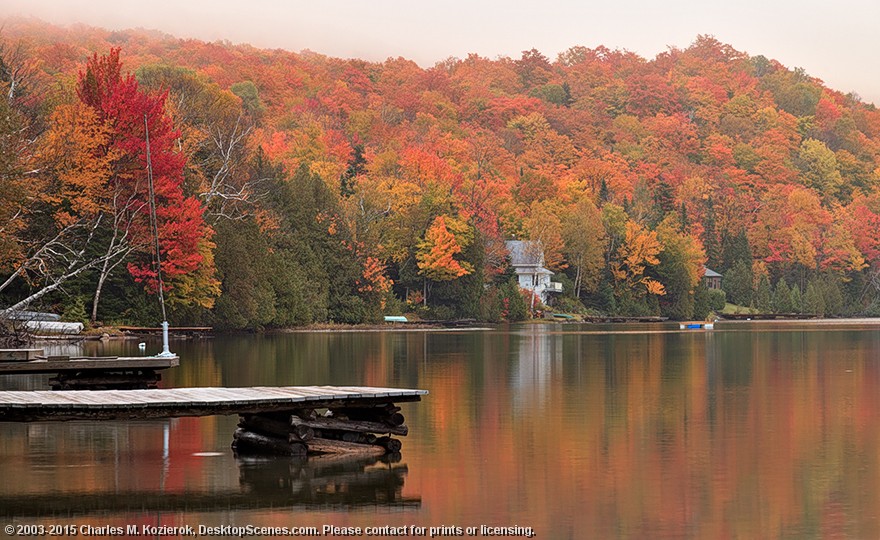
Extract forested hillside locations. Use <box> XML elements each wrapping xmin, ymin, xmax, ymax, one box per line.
<box><xmin>2</xmin><ymin>19</ymin><xmax>880</xmax><ymax>327</ymax></box>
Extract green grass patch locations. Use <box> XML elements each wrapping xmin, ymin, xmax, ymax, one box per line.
<box><xmin>720</xmin><ymin>303</ymin><xmax>757</xmax><ymax>315</ymax></box>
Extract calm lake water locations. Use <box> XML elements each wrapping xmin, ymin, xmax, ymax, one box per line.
<box><xmin>2</xmin><ymin>322</ymin><xmax>880</xmax><ymax>539</ymax></box>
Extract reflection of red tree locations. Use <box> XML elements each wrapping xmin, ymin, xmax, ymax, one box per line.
<box><xmin>162</xmin><ymin>417</ymin><xmax>213</xmax><ymax>491</ymax></box>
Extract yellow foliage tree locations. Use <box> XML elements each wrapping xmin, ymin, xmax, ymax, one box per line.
<box><xmin>611</xmin><ymin>221</ymin><xmax>666</xmax><ymax>297</ymax></box>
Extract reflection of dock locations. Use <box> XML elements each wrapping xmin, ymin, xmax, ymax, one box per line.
<box><xmin>0</xmin><ymin>454</ymin><xmax>418</xmax><ymax>517</ymax></box>
<box><xmin>239</xmin><ymin>453</ymin><xmax>416</xmax><ymax>507</ymax></box>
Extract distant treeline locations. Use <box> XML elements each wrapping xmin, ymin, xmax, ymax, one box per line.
<box><xmin>2</xmin><ymin>21</ymin><xmax>880</xmax><ymax>328</ymax></box>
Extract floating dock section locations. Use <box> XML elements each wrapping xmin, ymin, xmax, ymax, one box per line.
<box><xmin>0</xmin><ymin>385</ymin><xmax>427</xmax><ymax>457</ymax></box>
<box><xmin>0</xmin><ymin>349</ymin><xmax>178</xmax><ymax>389</ymax></box>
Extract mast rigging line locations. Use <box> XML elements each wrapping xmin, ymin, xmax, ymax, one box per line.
<box><xmin>144</xmin><ymin>114</ymin><xmax>173</xmax><ymax>357</ymax></box>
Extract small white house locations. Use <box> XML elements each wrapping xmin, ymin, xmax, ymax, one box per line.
<box><xmin>505</xmin><ymin>240</ymin><xmax>562</xmax><ymax>304</ymax></box>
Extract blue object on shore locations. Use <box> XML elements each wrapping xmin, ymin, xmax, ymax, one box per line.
<box><xmin>384</xmin><ymin>316</ymin><xmax>408</xmax><ymax>323</ymax></box>
<box><xmin>679</xmin><ymin>322</ymin><xmax>714</xmax><ymax>330</ymax></box>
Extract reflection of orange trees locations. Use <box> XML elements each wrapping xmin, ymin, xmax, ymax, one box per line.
<box><xmin>361</xmin><ymin>334</ymin><xmax>392</xmax><ymax>387</ymax></box>
<box><xmin>5</xmin><ymin>330</ymin><xmax>880</xmax><ymax>536</ymax></box>
<box><xmin>0</xmin><ymin>423</ymin><xmax>176</xmax><ymax>496</ymax></box>
<box><xmin>399</xmin><ymin>330</ymin><xmax>880</xmax><ymax>537</ymax></box>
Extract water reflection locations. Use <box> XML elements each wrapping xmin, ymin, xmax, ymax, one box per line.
<box><xmin>238</xmin><ymin>454</ymin><xmax>416</xmax><ymax>508</ymax></box>
<box><xmin>511</xmin><ymin>326</ymin><xmax>563</xmax><ymax>412</ymax></box>
<box><xmin>0</xmin><ymin>418</ymin><xmax>417</xmax><ymax>517</ymax></box>
<box><xmin>3</xmin><ymin>323</ymin><xmax>880</xmax><ymax>538</ymax></box>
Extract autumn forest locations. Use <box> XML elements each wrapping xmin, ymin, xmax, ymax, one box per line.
<box><xmin>2</xmin><ymin>20</ymin><xmax>880</xmax><ymax>328</ymax></box>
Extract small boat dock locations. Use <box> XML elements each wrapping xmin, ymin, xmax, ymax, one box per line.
<box><xmin>118</xmin><ymin>325</ymin><xmax>212</xmax><ymax>336</ymax></box>
<box><xmin>0</xmin><ymin>385</ymin><xmax>428</xmax><ymax>458</ymax></box>
<box><xmin>0</xmin><ymin>348</ymin><xmax>178</xmax><ymax>389</ymax></box>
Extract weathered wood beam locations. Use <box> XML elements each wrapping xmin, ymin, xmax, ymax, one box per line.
<box><xmin>375</xmin><ymin>436</ymin><xmax>403</xmax><ymax>453</ymax></box>
<box><xmin>291</xmin><ymin>415</ymin><xmax>408</xmax><ymax>436</ymax></box>
<box><xmin>232</xmin><ymin>428</ymin><xmax>307</xmax><ymax>456</ymax></box>
<box><xmin>0</xmin><ymin>349</ymin><xmax>44</xmax><ymax>361</ymax></box>
<box><xmin>334</xmin><ymin>405</ymin><xmax>405</xmax><ymax>426</ymax></box>
<box><xmin>305</xmin><ymin>437</ymin><xmax>387</xmax><ymax>457</ymax></box>
<box><xmin>49</xmin><ymin>372</ymin><xmax>160</xmax><ymax>390</ymax></box>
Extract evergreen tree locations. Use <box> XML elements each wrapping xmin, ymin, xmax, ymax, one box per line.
<box><xmin>790</xmin><ymin>285</ymin><xmax>803</xmax><ymax>314</ymax></box>
<box><xmin>212</xmin><ymin>218</ymin><xmax>277</xmax><ymax>330</ymax></box>
<box><xmin>679</xmin><ymin>202</ymin><xmax>689</xmax><ymax>232</ymax></box>
<box><xmin>804</xmin><ymin>280</ymin><xmax>825</xmax><ymax>316</ymax></box>
<box><xmin>723</xmin><ymin>260</ymin><xmax>753</xmax><ymax>306</ymax></box>
<box><xmin>597</xmin><ymin>279</ymin><xmax>617</xmax><ymax>315</ymax></box>
<box><xmin>773</xmin><ymin>278</ymin><xmax>792</xmax><ymax>313</ymax></box>
<box><xmin>652</xmin><ymin>180</ymin><xmax>675</xmax><ymax>223</ymax></box>
<box><xmin>339</xmin><ymin>143</ymin><xmax>366</xmax><ymax>198</ymax></box>
<box><xmin>499</xmin><ymin>279</ymin><xmax>528</xmax><ymax>321</ymax></box>
<box><xmin>822</xmin><ymin>276</ymin><xmax>844</xmax><ymax>316</ymax></box>
<box><xmin>756</xmin><ymin>274</ymin><xmax>773</xmax><ymax>313</ymax></box>
<box><xmin>599</xmin><ymin>178</ymin><xmax>610</xmax><ymax>203</ymax></box>
<box><xmin>270</xmin><ymin>164</ymin><xmax>376</xmax><ymax>324</ymax></box>
<box><xmin>693</xmin><ymin>283</ymin><xmax>711</xmax><ymax>321</ymax></box>
<box><xmin>721</xmin><ymin>230</ymin><xmax>752</xmax><ymax>272</ymax></box>
<box><xmin>702</xmin><ymin>197</ymin><xmax>720</xmax><ymax>268</ymax></box>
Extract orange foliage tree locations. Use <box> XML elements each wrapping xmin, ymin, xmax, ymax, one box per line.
<box><xmin>416</xmin><ymin>215</ymin><xmax>473</xmax><ymax>305</ymax></box>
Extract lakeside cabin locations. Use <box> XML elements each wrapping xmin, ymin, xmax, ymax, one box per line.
<box><xmin>505</xmin><ymin>240</ymin><xmax>563</xmax><ymax>305</ymax></box>
<box><xmin>703</xmin><ymin>267</ymin><xmax>722</xmax><ymax>290</ymax></box>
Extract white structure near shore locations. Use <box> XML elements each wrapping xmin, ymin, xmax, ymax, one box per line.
<box><xmin>505</xmin><ymin>240</ymin><xmax>562</xmax><ymax>304</ymax></box>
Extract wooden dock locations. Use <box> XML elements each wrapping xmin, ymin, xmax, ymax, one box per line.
<box><xmin>0</xmin><ymin>355</ymin><xmax>179</xmax><ymax>375</ymax></box>
<box><xmin>0</xmin><ymin>385</ymin><xmax>427</xmax><ymax>457</ymax></box>
<box><xmin>118</xmin><ymin>325</ymin><xmax>212</xmax><ymax>335</ymax></box>
<box><xmin>0</xmin><ymin>350</ymin><xmax>179</xmax><ymax>389</ymax></box>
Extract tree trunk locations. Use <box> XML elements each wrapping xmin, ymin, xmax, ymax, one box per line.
<box><xmin>91</xmin><ymin>258</ymin><xmax>111</xmax><ymax>323</ymax></box>
<box><xmin>0</xmin><ymin>255</ymin><xmax>113</xmax><ymax>318</ymax></box>
<box><xmin>531</xmin><ymin>272</ymin><xmax>537</xmax><ymax>316</ymax></box>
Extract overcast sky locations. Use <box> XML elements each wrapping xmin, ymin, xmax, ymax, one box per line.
<box><xmin>3</xmin><ymin>0</ymin><xmax>879</xmax><ymax>104</ymax></box>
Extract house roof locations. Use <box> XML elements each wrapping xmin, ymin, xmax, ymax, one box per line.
<box><xmin>513</xmin><ymin>266</ymin><xmax>554</xmax><ymax>276</ymax></box>
<box><xmin>505</xmin><ymin>240</ymin><xmax>544</xmax><ymax>267</ymax></box>
<box><xmin>704</xmin><ymin>267</ymin><xmax>722</xmax><ymax>278</ymax></box>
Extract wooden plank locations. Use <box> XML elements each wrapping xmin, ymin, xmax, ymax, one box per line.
<box><xmin>306</xmin><ymin>437</ymin><xmax>388</xmax><ymax>457</ymax></box>
<box><xmin>0</xmin><ymin>385</ymin><xmax>425</xmax><ymax>407</ymax></box>
<box><xmin>232</xmin><ymin>428</ymin><xmax>308</xmax><ymax>456</ymax></box>
<box><xmin>118</xmin><ymin>326</ymin><xmax>212</xmax><ymax>332</ymax></box>
<box><xmin>0</xmin><ymin>355</ymin><xmax>178</xmax><ymax>375</ymax></box>
<box><xmin>291</xmin><ymin>415</ymin><xmax>408</xmax><ymax>436</ymax></box>
<box><xmin>0</xmin><ymin>349</ymin><xmax>44</xmax><ymax>362</ymax></box>
<box><xmin>0</xmin><ymin>386</ymin><xmax>428</xmax><ymax>422</ymax></box>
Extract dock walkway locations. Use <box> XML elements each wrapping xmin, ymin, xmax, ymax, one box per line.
<box><xmin>0</xmin><ymin>385</ymin><xmax>428</xmax><ymax>457</ymax></box>
<box><xmin>0</xmin><ymin>349</ymin><xmax>178</xmax><ymax>389</ymax></box>
<box><xmin>0</xmin><ymin>385</ymin><xmax>426</xmax><ymax>421</ymax></box>
<box><xmin>0</xmin><ymin>355</ymin><xmax>178</xmax><ymax>375</ymax></box>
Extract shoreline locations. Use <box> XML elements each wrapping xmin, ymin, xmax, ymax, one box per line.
<box><xmin>24</xmin><ymin>316</ymin><xmax>880</xmax><ymax>342</ymax></box>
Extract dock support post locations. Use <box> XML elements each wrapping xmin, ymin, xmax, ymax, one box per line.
<box><xmin>157</xmin><ymin>321</ymin><xmax>174</xmax><ymax>357</ymax></box>
<box><xmin>232</xmin><ymin>406</ymin><xmax>407</xmax><ymax>457</ymax></box>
